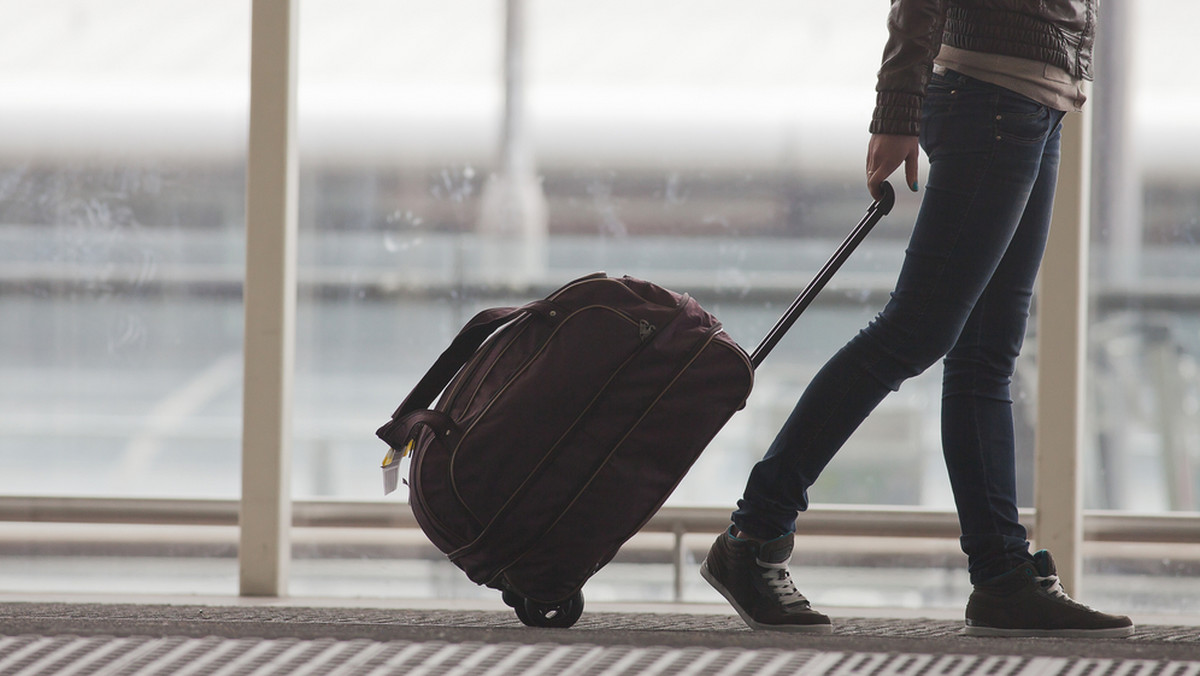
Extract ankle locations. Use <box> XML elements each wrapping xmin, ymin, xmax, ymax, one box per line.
<box><xmin>731</xmin><ymin>527</ymin><xmax>796</xmax><ymax>550</ymax></box>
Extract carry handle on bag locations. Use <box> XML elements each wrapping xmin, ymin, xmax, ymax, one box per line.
<box><xmin>377</xmin><ymin>299</ymin><xmax>564</xmax><ymax>494</ymax></box>
<box><xmin>749</xmin><ymin>180</ymin><xmax>895</xmax><ymax>368</ymax></box>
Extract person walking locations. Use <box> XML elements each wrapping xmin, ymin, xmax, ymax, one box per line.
<box><xmin>701</xmin><ymin>0</ymin><xmax>1134</xmax><ymax>637</ymax></box>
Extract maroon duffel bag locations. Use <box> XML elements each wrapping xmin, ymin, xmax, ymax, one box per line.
<box><xmin>377</xmin><ymin>183</ymin><xmax>893</xmax><ymax>628</ymax></box>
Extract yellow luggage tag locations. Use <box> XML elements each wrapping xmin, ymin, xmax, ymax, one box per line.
<box><xmin>381</xmin><ymin>440</ymin><xmax>413</xmax><ymax>495</ymax></box>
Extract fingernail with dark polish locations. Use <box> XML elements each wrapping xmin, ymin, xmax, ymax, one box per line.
<box><xmin>911</xmin><ymin>181</ymin><xmax>919</xmax><ymax>192</ymax></box>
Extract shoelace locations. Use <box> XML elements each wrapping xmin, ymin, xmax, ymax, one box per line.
<box><xmin>1035</xmin><ymin>573</ymin><xmax>1096</xmax><ymax>611</ymax></box>
<box><xmin>757</xmin><ymin>559</ymin><xmax>812</xmax><ymax>610</ymax></box>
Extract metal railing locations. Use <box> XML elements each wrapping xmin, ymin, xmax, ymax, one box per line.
<box><xmin>5</xmin><ymin>496</ymin><xmax>1200</xmax><ymax>601</ymax></box>
<box><xmin>9</xmin><ymin>497</ymin><xmax>1200</xmax><ymax>541</ymax></box>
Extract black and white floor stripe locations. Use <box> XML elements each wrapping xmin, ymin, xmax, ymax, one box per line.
<box><xmin>2</xmin><ymin>635</ymin><xmax>1199</xmax><ymax>676</ymax></box>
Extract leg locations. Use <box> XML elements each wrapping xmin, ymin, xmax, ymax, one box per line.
<box><xmin>941</xmin><ymin>129</ymin><xmax>1061</xmax><ymax>583</ymax></box>
<box><xmin>733</xmin><ymin>70</ymin><xmax>1058</xmax><ymax>540</ymax></box>
<box><xmin>926</xmin><ymin>83</ymin><xmax>1066</xmax><ymax>584</ymax></box>
<box><xmin>712</xmin><ymin>70</ymin><xmax>1131</xmax><ymax>637</ymax></box>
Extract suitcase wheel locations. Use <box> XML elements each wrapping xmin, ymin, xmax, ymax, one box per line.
<box><xmin>507</xmin><ymin>590</ymin><xmax>585</xmax><ymax>629</ymax></box>
<box><xmin>501</xmin><ymin>587</ymin><xmax>537</xmax><ymax>626</ymax></box>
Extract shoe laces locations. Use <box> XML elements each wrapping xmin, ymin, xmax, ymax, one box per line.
<box><xmin>1034</xmin><ymin>572</ymin><xmax>1095</xmax><ymax>611</ymax></box>
<box><xmin>756</xmin><ymin>558</ymin><xmax>811</xmax><ymax>610</ymax></box>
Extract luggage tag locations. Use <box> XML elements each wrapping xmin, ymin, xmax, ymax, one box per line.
<box><xmin>381</xmin><ymin>440</ymin><xmax>413</xmax><ymax>495</ymax></box>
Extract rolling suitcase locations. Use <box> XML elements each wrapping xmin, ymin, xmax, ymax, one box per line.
<box><xmin>376</xmin><ymin>182</ymin><xmax>895</xmax><ymax>627</ymax></box>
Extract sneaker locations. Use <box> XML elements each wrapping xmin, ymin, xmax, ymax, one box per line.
<box><xmin>700</xmin><ymin>526</ymin><xmax>831</xmax><ymax>633</ymax></box>
<box><xmin>964</xmin><ymin>550</ymin><xmax>1134</xmax><ymax>638</ymax></box>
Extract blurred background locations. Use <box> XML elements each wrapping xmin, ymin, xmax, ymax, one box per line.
<box><xmin>1</xmin><ymin>0</ymin><xmax>1198</xmax><ymax>614</ymax></box>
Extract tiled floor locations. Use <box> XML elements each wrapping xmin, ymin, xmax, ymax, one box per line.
<box><xmin>2</xmin><ymin>600</ymin><xmax>1200</xmax><ymax>674</ymax></box>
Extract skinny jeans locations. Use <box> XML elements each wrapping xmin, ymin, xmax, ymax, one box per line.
<box><xmin>733</xmin><ymin>69</ymin><xmax>1067</xmax><ymax>584</ymax></box>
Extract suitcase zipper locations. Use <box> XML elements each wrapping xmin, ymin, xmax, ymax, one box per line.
<box><xmin>715</xmin><ymin>333</ymin><xmax>755</xmax><ymax>405</ymax></box>
<box><xmin>439</xmin><ymin>314</ymin><xmax>532</xmax><ymax>420</ymax></box>
<box><xmin>407</xmin><ymin>435</ymin><xmax>463</xmax><ymax>548</ymax></box>
<box><xmin>453</xmin><ymin>276</ymin><xmax>674</xmax><ymax>419</ymax></box>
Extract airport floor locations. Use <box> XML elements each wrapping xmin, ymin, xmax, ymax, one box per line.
<box><xmin>2</xmin><ymin>595</ymin><xmax>1200</xmax><ymax>675</ymax></box>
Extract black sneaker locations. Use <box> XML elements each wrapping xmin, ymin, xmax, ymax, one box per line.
<box><xmin>965</xmin><ymin>550</ymin><xmax>1134</xmax><ymax>638</ymax></box>
<box><xmin>700</xmin><ymin>526</ymin><xmax>831</xmax><ymax>633</ymax></box>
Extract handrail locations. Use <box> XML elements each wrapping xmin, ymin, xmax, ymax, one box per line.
<box><xmin>3</xmin><ymin>496</ymin><xmax>1200</xmax><ymax>544</ymax></box>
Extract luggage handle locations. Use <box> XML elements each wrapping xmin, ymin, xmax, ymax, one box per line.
<box><xmin>749</xmin><ymin>181</ymin><xmax>895</xmax><ymax>369</ymax></box>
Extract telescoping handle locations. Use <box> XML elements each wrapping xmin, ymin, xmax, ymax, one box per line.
<box><xmin>749</xmin><ymin>181</ymin><xmax>895</xmax><ymax>369</ymax></box>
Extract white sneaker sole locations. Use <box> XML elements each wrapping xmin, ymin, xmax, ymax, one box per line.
<box><xmin>700</xmin><ymin>560</ymin><xmax>833</xmax><ymax>634</ymax></box>
<box><xmin>964</xmin><ymin>623</ymin><xmax>1135</xmax><ymax>638</ymax></box>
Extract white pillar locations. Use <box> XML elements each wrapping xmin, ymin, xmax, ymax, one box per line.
<box><xmin>1034</xmin><ymin>107</ymin><xmax>1092</xmax><ymax>595</ymax></box>
<box><xmin>478</xmin><ymin>0</ymin><xmax>548</xmax><ymax>288</ymax></box>
<box><xmin>1092</xmin><ymin>0</ymin><xmax>1140</xmax><ymax>286</ymax></box>
<box><xmin>240</xmin><ymin>0</ymin><xmax>298</xmax><ymax>597</ymax></box>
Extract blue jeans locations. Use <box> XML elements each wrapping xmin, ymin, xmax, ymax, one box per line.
<box><xmin>733</xmin><ymin>70</ymin><xmax>1067</xmax><ymax>584</ymax></box>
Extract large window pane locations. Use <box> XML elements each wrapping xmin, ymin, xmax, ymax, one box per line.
<box><xmin>0</xmin><ymin>0</ymin><xmax>248</xmax><ymax>596</ymax></box>
<box><xmin>1080</xmin><ymin>2</ymin><xmax>1200</xmax><ymax>616</ymax></box>
<box><xmin>0</xmin><ymin>0</ymin><xmax>249</xmax><ymax>499</ymax></box>
<box><xmin>292</xmin><ymin>0</ymin><xmax>952</xmax><ymax>511</ymax></box>
<box><xmin>289</xmin><ymin>0</ymin><xmax>974</xmax><ymax>605</ymax></box>
<box><xmin>1086</xmin><ymin>2</ymin><xmax>1200</xmax><ymax>513</ymax></box>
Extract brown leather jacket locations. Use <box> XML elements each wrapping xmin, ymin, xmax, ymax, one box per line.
<box><xmin>870</xmin><ymin>0</ymin><xmax>1097</xmax><ymax>136</ymax></box>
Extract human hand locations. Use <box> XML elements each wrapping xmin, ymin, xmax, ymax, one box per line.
<box><xmin>867</xmin><ymin>134</ymin><xmax>920</xmax><ymax>201</ymax></box>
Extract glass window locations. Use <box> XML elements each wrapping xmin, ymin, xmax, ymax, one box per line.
<box><xmin>292</xmin><ymin>0</ymin><xmax>964</xmax><ymax>605</ymax></box>
<box><xmin>0</xmin><ymin>0</ymin><xmax>248</xmax><ymax>596</ymax></box>
<box><xmin>1081</xmin><ymin>1</ymin><xmax>1200</xmax><ymax>616</ymax></box>
<box><xmin>1085</xmin><ymin>1</ymin><xmax>1200</xmax><ymax>514</ymax></box>
<box><xmin>0</xmin><ymin>0</ymin><xmax>249</xmax><ymax>499</ymax></box>
<box><xmin>290</xmin><ymin>0</ymin><xmax>958</xmax><ymax>603</ymax></box>
<box><xmin>292</xmin><ymin>0</ymin><xmax>939</xmax><ymax>509</ymax></box>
